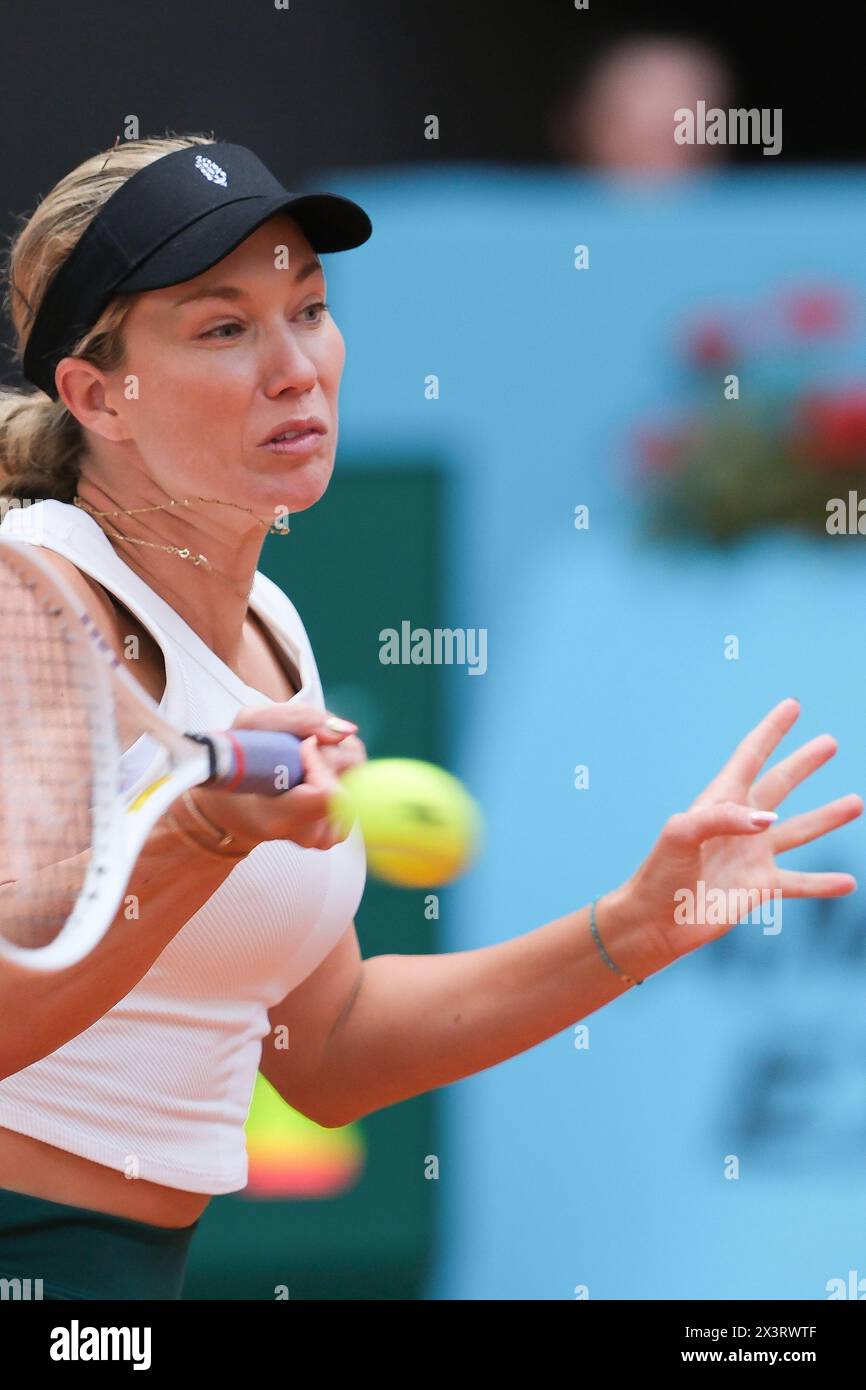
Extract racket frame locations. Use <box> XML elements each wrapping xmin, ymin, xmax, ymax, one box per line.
<box><xmin>0</xmin><ymin>540</ymin><xmax>230</xmax><ymax>972</ymax></box>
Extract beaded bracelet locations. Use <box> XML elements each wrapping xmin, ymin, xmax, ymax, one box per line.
<box><xmin>589</xmin><ymin>898</ymin><xmax>644</xmax><ymax>988</ymax></box>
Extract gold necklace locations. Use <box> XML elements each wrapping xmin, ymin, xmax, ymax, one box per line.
<box><xmin>72</xmin><ymin>493</ymin><xmax>290</xmax><ymax>593</ymax></box>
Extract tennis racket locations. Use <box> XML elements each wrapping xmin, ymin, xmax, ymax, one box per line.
<box><xmin>0</xmin><ymin>538</ymin><xmax>308</xmax><ymax>973</ymax></box>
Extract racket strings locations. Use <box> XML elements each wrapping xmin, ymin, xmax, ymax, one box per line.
<box><xmin>0</xmin><ymin>567</ymin><xmax>107</xmax><ymax>949</ymax></box>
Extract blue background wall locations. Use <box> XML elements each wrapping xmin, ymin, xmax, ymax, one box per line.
<box><xmin>314</xmin><ymin>167</ymin><xmax>866</xmax><ymax>1299</ymax></box>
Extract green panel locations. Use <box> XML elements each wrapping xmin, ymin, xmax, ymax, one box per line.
<box><xmin>183</xmin><ymin>462</ymin><xmax>445</xmax><ymax>1300</ymax></box>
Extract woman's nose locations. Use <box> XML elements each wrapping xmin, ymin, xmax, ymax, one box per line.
<box><xmin>260</xmin><ymin>325</ymin><xmax>319</xmax><ymax>394</ymax></box>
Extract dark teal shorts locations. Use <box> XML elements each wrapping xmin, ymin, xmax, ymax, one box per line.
<box><xmin>0</xmin><ymin>1185</ymin><xmax>200</xmax><ymax>1300</ymax></box>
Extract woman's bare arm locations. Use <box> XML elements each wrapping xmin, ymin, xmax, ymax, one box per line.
<box><xmin>307</xmin><ymin>700</ymin><xmax>861</xmax><ymax>1128</ymax></box>
<box><xmin>306</xmin><ymin>892</ymin><xmax>670</xmax><ymax>1128</ymax></box>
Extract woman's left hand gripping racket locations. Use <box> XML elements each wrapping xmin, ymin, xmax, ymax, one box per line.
<box><xmin>0</xmin><ymin>539</ymin><xmax>307</xmax><ymax>973</ymax></box>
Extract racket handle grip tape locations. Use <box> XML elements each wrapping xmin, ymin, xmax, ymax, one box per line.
<box><xmin>188</xmin><ymin>729</ymin><xmax>305</xmax><ymax>796</ymax></box>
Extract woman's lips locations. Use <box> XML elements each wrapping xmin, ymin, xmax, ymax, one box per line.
<box><xmin>259</xmin><ymin>428</ymin><xmax>325</xmax><ymax>455</ymax></box>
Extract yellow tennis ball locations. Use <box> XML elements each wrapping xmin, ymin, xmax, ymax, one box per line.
<box><xmin>328</xmin><ymin>758</ymin><xmax>483</xmax><ymax>887</ymax></box>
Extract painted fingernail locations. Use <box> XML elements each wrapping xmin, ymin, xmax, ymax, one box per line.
<box><xmin>750</xmin><ymin>810</ymin><xmax>778</xmax><ymax>826</ymax></box>
<box><xmin>325</xmin><ymin>716</ymin><xmax>358</xmax><ymax>733</ymax></box>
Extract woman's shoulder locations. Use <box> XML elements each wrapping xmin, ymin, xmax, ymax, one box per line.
<box><xmin>0</xmin><ymin>536</ymin><xmax>162</xmax><ymax>700</ymax></box>
<box><xmin>7</xmin><ymin>537</ymin><xmax>116</xmax><ymax>631</ymax></box>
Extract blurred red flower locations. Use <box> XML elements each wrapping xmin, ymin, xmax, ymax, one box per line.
<box><xmin>635</xmin><ymin>427</ymin><xmax>683</xmax><ymax>476</ymax></box>
<box><xmin>685</xmin><ymin>317</ymin><xmax>734</xmax><ymax>368</ymax></box>
<box><xmin>795</xmin><ymin>386</ymin><xmax>866</xmax><ymax>465</ymax></box>
<box><xmin>782</xmin><ymin>287</ymin><xmax>848</xmax><ymax>338</ymax></box>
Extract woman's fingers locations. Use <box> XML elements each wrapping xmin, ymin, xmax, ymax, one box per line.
<box><xmin>660</xmin><ymin>801</ymin><xmax>778</xmax><ymax>858</ymax></box>
<box><xmin>769</xmin><ymin>793</ymin><xmax>863</xmax><ymax>853</ymax></box>
<box><xmin>776</xmin><ymin>868</ymin><xmax>858</xmax><ymax>899</ymax></box>
<box><xmin>297</xmin><ymin>735</ymin><xmax>342</xmax><ymax>794</ymax></box>
<box><xmin>317</xmin><ymin>716</ymin><xmax>361</xmax><ymax>744</ymax></box>
<box><xmin>288</xmin><ymin>735</ymin><xmax>367</xmax><ymax>846</ymax></box>
<box><xmin>315</xmin><ymin>732</ymin><xmax>367</xmax><ymax>778</ymax></box>
<box><xmin>264</xmin><ymin>739</ymin><xmax>339</xmax><ymax>821</ymax></box>
<box><xmin>695</xmin><ymin>698</ymin><xmax>801</xmax><ymax>804</ymax></box>
<box><xmin>749</xmin><ymin>733</ymin><xmax>838</xmax><ymax>810</ymax></box>
<box><xmin>294</xmin><ymin>737</ymin><xmax>350</xmax><ymax>848</ymax></box>
<box><xmin>231</xmin><ymin>702</ymin><xmax>358</xmax><ymax>744</ymax></box>
<box><xmin>232</xmin><ymin>702</ymin><xmax>325</xmax><ymax>735</ymax></box>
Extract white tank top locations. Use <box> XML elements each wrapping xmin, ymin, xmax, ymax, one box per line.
<box><xmin>0</xmin><ymin>498</ymin><xmax>366</xmax><ymax>1193</ymax></box>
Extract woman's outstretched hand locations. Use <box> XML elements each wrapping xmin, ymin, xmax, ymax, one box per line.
<box><xmin>600</xmin><ymin>698</ymin><xmax>862</xmax><ymax>969</ymax></box>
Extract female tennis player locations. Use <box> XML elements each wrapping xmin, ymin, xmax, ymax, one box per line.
<box><xmin>0</xmin><ymin>134</ymin><xmax>861</xmax><ymax>1301</ymax></box>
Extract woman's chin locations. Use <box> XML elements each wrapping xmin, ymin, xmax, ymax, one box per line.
<box><xmin>244</xmin><ymin>457</ymin><xmax>333</xmax><ymax>512</ymax></box>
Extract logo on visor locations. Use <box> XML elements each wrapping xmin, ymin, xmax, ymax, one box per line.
<box><xmin>194</xmin><ymin>155</ymin><xmax>228</xmax><ymax>188</ymax></box>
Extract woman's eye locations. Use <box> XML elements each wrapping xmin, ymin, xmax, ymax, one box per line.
<box><xmin>200</xmin><ymin>321</ymin><xmax>243</xmax><ymax>340</ymax></box>
<box><xmin>300</xmin><ymin>300</ymin><xmax>330</xmax><ymax>323</ymax></box>
<box><xmin>199</xmin><ymin>302</ymin><xmax>330</xmax><ymax>339</ymax></box>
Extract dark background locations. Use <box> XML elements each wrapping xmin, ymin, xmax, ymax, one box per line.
<box><xmin>0</xmin><ymin>1</ymin><xmax>857</xmax><ymax>231</ymax></box>
<box><xmin>1</xmin><ymin>1</ymin><xmax>850</xmax><ymax>381</ymax></box>
<box><xmin>0</xmin><ymin>0</ymin><xmax>850</xmax><ymax>384</ymax></box>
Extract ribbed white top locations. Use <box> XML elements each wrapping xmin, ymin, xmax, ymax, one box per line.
<box><xmin>0</xmin><ymin>500</ymin><xmax>366</xmax><ymax>1193</ymax></box>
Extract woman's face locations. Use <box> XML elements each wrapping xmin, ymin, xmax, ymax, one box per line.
<box><xmin>105</xmin><ymin>211</ymin><xmax>345</xmax><ymax>517</ymax></box>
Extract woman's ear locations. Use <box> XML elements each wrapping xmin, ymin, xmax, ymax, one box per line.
<box><xmin>54</xmin><ymin>358</ymin><xmax>129</xmax><ymax>443</ymax></box>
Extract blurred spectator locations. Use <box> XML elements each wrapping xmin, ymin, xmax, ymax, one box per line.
<box><xmin>548</xmin><ymin>34</ymin><xmax>736</xmax><ymax>178</ymax></box>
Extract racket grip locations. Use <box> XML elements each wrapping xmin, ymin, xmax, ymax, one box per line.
<box><xmin>196</xmin><ymin>729</ymin><xmax>305</xmax><ymax>795</ymax></box>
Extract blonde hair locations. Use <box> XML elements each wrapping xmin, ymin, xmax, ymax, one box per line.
<box><xmin>0</xmin><ymin>133</ymin><xmax>217</xmax><ymax>503</ymax></box>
